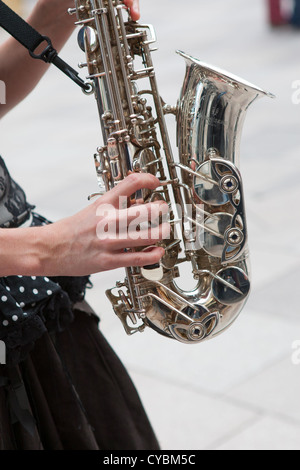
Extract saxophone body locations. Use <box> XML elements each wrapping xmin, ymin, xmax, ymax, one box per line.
<box><xmin>72</xmin><ymin>0</ymin><xmax>273</xmax><ymax>343</ymax></box>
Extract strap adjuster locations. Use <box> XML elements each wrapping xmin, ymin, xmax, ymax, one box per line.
<box><xmin>29</xmin><ymin>35</ymin><xmax>58</xmax><ymax>63</ymax></box>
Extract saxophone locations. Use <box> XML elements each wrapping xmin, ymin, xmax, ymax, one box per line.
<box><xmin>70</xmin><ymin>0</ymin><xmax>273</xmax><ymax>344</ymax></box>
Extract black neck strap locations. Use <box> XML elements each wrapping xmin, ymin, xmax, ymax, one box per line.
<box><xmin>0</xmin><ymin>0</ymin><xmax>91</xmax><ymax>92</ymax></box>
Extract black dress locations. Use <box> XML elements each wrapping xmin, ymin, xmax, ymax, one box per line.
<box><xmin>0</xmin><ymin>156</ymin><xmax>160</xmax><ymax>450</ymax></box>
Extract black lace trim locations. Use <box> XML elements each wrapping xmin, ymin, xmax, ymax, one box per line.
<box><xmin>0</xmin><ymin>156</ymin><xmax>33</xmax><ymax>228</ymax></box>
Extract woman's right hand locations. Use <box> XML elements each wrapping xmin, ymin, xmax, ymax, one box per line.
<box><xmin>36</xmin><ymin>173</ymin><xmax>170</xmax><ymax>277</ymax></box>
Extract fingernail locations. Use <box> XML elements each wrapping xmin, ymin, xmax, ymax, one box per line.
<box><xmin>159</xmin><ymin>247</ymin><xmax>165</xmax><ymax>257</ymax></box>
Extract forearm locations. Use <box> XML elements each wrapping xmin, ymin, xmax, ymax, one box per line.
<box><xmin>27</xmin><ymin>0</ymin><xmax>76</xmax><ymax>50</ymax></box>
<box><xmin>0</xmin><ymin>0</ymin><xmax>75</xmax><ymax>118</ymax></box>
<box><xmin>0</xmin><ymin>225</ymin><xmax>51</xmax><ymax>277</ymax></box>
<box><xmin>0</xmin><ymin>221</ymin><xmax>78</xmax><ymax>277</ymax></box>
<box><xmin>0</xmin><ymin>0</ymin><xmax>140</xmax><ymax>118</ymax></box>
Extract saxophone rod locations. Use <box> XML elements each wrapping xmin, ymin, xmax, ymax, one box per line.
<box><xmin>141</xmin><ymin>292</ymin><xmax>196</xmax><ymax>323</ymax></box>
<box><xmin>154</xmin><ymin>276</ymin><xmax>243</xmax><ymax>306</ymax></box>
<box><xmin>168</xmin><ymin>215</ymin><xmax>224</xmax><ymax>239</ymax></box>
<box><xmin>174</xmin><ymin>163</ymin><xmax>220</xmax><ymax>187</ymax></box>
<box><xmin>200</xmin><ymin>270</ymin><xmax>244</xmax><ymax>295</ymax></box>
<box><xmin>185</xmin><ymin>216</ymin><xmax>225</xmax><ymax>239</ymax></box>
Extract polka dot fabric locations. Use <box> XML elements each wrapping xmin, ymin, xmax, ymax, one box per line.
<box><xmin>0</xmin><ymin>275</ymin><xmax>61</xmax><ymax>329</ymax></box>
<box><xmin>0</xmin><ymin>272</ymin><xmax>91</xmax><ymax>365</ymax></box>
<box><xmin>0</xmin><ymin>220</ymin><xmax>91</xmax><ymax>365</ymax></box>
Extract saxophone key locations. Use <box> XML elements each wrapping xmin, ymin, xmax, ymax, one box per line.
<box><xmin>212</xmin><ymin>267</ymin><xmax>250</xmax><ymax>305</ymax></box>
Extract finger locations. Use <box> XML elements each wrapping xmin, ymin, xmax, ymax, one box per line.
<box><xmin>111</xmin><ymin>247</ymin><xmax>165</xmax><ymax>269</ymax></box>
<box><xmin>96</xmin><ymin>220</ymin><xmax>170</xmax><ymax>250</ymax></box>
<box><xmin>123</xmin><ymin>0</ymin><xmax>140</xmax><ymax>21</ymax></box>
<box><xmin>96</xmin><ymin>200</ymin><xmax>169</xmax><ymax>234</ymax></box>
<box><xmin>100</xmin><ymin>173</ymin><xmax>161</xmax><ymax>207</ymax></box>
<box><xmin>106</xmin><ymin>222</ymin><xmax>170</xmax><ymax>250</ymax></box>
<box><xmin>124</xmin><ymin>0</ymin><xmax>133</xmax><ymax>8</ymax></box>
<box><xmin>127</xmin><ymin>222</ymin><xmax>171</xmax><ymax>243</ymax></box>
<box><xmin>118</xmin><ymin>200</ymin><xmax>169</xmax><ymax>227</ymax></box>
<box><xmin>130</xmin><ymin>0</ymin><xmax>140</xmax><ymax>21</ymax></box>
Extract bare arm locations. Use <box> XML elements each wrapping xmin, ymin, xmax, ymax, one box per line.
<box><xmin>0</xmin><ymin>0</ymin><xmax>140</xmax><ymax>118</ymax></box>
<box><xmin>0</xmin><ymin>0</ymin><xmax>76</xmax><ymax>118</ymax></box>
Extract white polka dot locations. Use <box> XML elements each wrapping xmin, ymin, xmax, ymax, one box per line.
<box><xmin>33</xmin><ymin>289</ymin><xmax>38</xmax><ymax>295</ymax></box>
<box><xmin>19</xmin><ymin>286</ymin><xmax>25</xmax><ymax>293</ymax></box>
<box><xmin>1</xmin><ymin>296</ymin><xmax>7</xmax><ymax>302</ymax></box>
<box><xmin>23</xmin><ymin>312</ymin><xmax>28</xmax><ymax>317</ymax></box>
<box><xmin>47</xmin><ymin>290</ymin><xmax>53</xmax><ymax>296</ymax></box>
<box><xmin>44</xmin><ymin>277</ymin><xmax>50</xmax><ymax>282</ymax></box>
<box><xmin>31</xmin><ymin>276</ymin><xmax>36</xmax><ymax>280</ymax></box>
<box><xmin>31</xmin><ymin>303</ymin><xmax>36</xmax><ymax>307</ymax></box>
<box><xmin>18</xmin><ymin>275</ymin><xmax>23</xmax><ymax>278</ymax></box>
<box><xmin>12</xmin><ymin>315</ymin><xmax>18</xmax><ymax>322</ymax></box>
<box><xmin>19</xmin><ymin>302</ymin><xmax>25</xmax><ymax>308</ymax></box>
<box><xmin>6</xmin><ymin>286</ymin><xmax>10</xmax><ymax>291</ymax></box>
<box><xmin>2</xmin><ymin>320</ymin><xmax>8</xmax><ymax>326</ymax></box>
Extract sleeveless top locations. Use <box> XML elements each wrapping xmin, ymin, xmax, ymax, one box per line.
<box><xmin>0</xmin><ymin>156</ymin><xmax>91</xmax><ymax>365</ymax></box>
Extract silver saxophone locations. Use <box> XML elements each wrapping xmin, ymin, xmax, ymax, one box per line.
<box><xmin>70</xmin><ymin>0</ymin><xmax>273</xmax><ymax>344</ymax></box>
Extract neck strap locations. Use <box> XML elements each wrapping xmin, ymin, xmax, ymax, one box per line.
<box><xmin>0</xmin><ymin>1</ymin><xmax>91</xmax><ymax>92</ymax></box>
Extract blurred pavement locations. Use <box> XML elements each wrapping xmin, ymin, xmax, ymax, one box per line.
<box><xmin>1</xmin><ymin>0</ymin><xmax>300</xmax><ymax>450</ymax></box>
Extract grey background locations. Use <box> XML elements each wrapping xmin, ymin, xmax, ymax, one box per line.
<box><xmin>1</xmin><ymin>0</ymin><xmax>300</xmax><ymax>450</ymax></box>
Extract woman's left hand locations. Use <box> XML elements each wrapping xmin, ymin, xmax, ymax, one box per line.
<box><xmin>124</xmin><ymin>0</ymin><xmax>140</xmax><ymax>21</ymax></box>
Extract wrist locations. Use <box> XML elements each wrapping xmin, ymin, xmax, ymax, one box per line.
<box><xmin>0</xmin><ymin>227</ymin><xmax>45</xmax><ymax>276</ymax></box>
<box><xmin>0</xmin><ymin>222</ymin><xmax>68</xmax><ymax>277</ymax></box>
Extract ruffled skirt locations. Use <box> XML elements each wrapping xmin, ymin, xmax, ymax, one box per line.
<box><xmin>0</xmin><ymin>303</ymin><xmax>160</xmax><ymax>450</ymax></box>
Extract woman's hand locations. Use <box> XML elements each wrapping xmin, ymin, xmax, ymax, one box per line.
<box><xmin>0</xmin><ymin>173</ymin><xmax>170</xmax><ymax>278</ymax></box>
<box><xmin>40</xmin><ymin>173</ymin><xmax>169</xmax><ymax>276</ymax></box>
